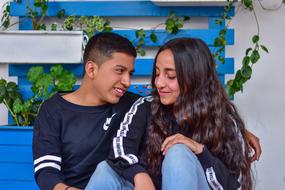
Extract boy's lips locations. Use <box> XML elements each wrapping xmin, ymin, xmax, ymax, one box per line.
<box><xmin>113</xmin><ymin>87</ymin><xmax>126</xmax><ymax>97</ymax></box>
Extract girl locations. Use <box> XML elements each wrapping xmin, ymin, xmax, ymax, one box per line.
<box><xmin>86</xmin><ymin>38</ymin><xmax>255</xmax><ymax>190</ymax></box>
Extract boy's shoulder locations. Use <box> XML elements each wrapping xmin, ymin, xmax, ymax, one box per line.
<box><xmin>115</xmin><ymin>91</ymin><xmax>141</xmax><ymax>109</ymax></box>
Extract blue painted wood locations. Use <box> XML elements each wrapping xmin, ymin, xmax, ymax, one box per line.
<box><xmin>115</xmin><ymin>29</ymin><xmax>234</xmax><ymax>46</ymax></box>
<box><xmin>19</xmin><ymin>17</ymin><xmax>33</xmax><ymax>30</ymax></box>
<box><xmin>0</xmin><ymin>127</ymin><xmax>39</xmax><ymax>189</ymax></box>
<box><xmin>0</xmin><ymin>145</ymin><xmax>33</xmax><ymax>163</ymax></box>
<box><xmin>0</xmin><ymin>180</ymin><xmax>39</xmax><ymax>190</ymax></box>
<box><xmin>9</xmin><ymin>64</ymin><xmax>83</xmax><ymax>78</ymax></box>
<box><xmin>0</xmin><ymin>127</ymin><xmax>33</xmax><ymax>146</ymax></box>
<box><xmin>9</xmin><ymin>58</ymin><xmax>233</xmax><ymax>78</ymax></box>
<box><xmin>208</xmin><ymin>17</ymin><xmax>225</xmax><ymax>29</ymax></box>
<box><xmin>10</xmin><ymin>0</ymin><xmax>234</xmax><ymax>17</ymax></box>
<box><xmin>0</xmin><ymin>163</ymin><xmax>34</xmax><ymax>181</ymax></box>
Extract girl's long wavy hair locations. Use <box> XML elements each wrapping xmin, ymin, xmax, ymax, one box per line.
<box><xmin>143</xmin><ymin>38</ymin><xmax>252</xmax><ymax>189</ymax></box>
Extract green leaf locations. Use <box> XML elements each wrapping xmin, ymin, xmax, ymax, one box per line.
<box><xmin>219</xmin><ymin>29</ymin><xmax>226</xmax><ymax>36</ymax></box>
<box><xmin>250</xmin><ymin>50</ymin><xmax>260</xmax><ymax>64</ymax></box>
<box><xmin>136</xmin><ymin>29</ymin><xmax>146</xmax><ymax>38</ymax></box>
<box><xmin>242</xmin><ymin>56</ymin><xmax>250</xmax><ymax>66</ymax></box>
<box><xmin>51</xmin><ymin>23</ymin><xmax>57</xmax><ymax>31</ymax></box>
<box><xmin>245</xmin><ymin>48</ymin><xmax>252</xmax><ymax>56</ymax></box>
<box><xmin>28</xmin><ymin>66</ymin><xmax>44</xmax><ymax>83</ymax></box>
<box><xmin>50</xmin><ymin>65</ymin><xmax>64</xmax><ymax>78</ymax></box>
<box><xmin>13</xmin><ymin>98</ymin><xmax>23</xmax><ymax>114</ymax></box>
<box><xmin>150</xmin><ymin>32</ymin><xmax>158</xmax><ymax>43</ymax></box>
<box><xmin>137</xmin><ymin>48</ymin><xmax>146</xmax><ymax>57</ymax></box>
<box><xmin>260</xmin><ymin>45</ymin><xmax>269</xmax><ymax>53</ymax></box>
<box><xmin>243</xmin><ymin>0</ymin><xmax>253</xmax><ymax>9</ymax></box>
<box><xmin>218</xmin><ymin>56</ymin><xmax>225</xmax><ymax>64</ymax></box>
<box><xmin>0</xmin><ymin>86</ymin><xmax>6</xmax><ymax>101</ymax></box>
<box><xmin>252</xmin><ymin>35</ymin><xmax>259</xmax><ymax>43</ymax></box>
<box><xmin>183</xmin><ymin>16</ymin><xmax>190</xmax><ymax>21</ymax></box>
<box><xmin>57</xmin><ymin>9</ymin><xmax>65</xmax><ymax>18</ymax></box>
<box><xmin>241</xmin><ymin>65</ymin><xmax>252</xmax><ymax>78</ymax></box>
<box><xmin>6</xmin><ymin>82</ymin><xmax>17</xmax><ymax>93</ymax></box>
<box><xmin>0</xmin><ymin>79</ymin><xmax>7</xmax><ymax>86</ymax></box>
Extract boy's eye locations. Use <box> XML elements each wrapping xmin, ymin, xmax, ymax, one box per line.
<box><xmin>115</xmin><ymin>69</ymin><xmax>124</xmax><ymax>74</ymax></box>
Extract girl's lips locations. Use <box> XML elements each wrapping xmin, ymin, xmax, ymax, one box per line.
<box><xmin>158</xmin><ymin>91</ymin><xmax>170</xmax><ymax>96</ymax></box>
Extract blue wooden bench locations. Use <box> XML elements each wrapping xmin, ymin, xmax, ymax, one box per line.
<box><xmin>0</xmin><ymin>1</ymin><xmax>235</xmax><ymax>189</ymax></box>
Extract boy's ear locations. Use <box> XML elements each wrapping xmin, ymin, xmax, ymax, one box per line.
<box><xmin>85</xmin><ymin>60</ymin><xmax>99</xmax><ymax>79</ymax></box>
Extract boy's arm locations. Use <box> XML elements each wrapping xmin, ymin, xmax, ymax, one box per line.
<box><xmin>33</xmin><ymin>102</ymin><xmax>64</xmax><ymax>190</ymax></box>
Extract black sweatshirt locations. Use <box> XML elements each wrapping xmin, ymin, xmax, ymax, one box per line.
<box><xmin>107</xmin><ymin>96</ymin><xmax>241</xmax><ymax>190</ymax></box>
<box><xmin>32</xmin><ymin>92</ymin><xmax>140</xmax><ymax>190</ymax></box>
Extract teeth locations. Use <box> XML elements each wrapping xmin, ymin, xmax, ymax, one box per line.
<box><xmin>115</xmin><ymin>88</ymin><xmax>123</xmax><ymax>93</ymax></box>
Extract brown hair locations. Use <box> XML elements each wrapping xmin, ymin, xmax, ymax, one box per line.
<box><xmin>143</xmin><ymin>38</ymin><xmax>252</xmax><ymax>189</ymax></box>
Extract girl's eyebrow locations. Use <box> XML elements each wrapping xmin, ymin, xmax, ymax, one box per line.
<box><xmin>155</xmin><ymin>66</ymin><xmax>175</xmax><ymax>72</ymax></box>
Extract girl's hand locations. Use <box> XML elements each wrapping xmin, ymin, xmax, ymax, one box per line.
<box><xmin>161</xmin><ymin>133</ymin><xmax>204</xmax><ymax>155</ymax></box>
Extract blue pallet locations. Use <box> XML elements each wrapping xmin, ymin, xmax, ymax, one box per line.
<box><xmin>10</xmin><ymin>0</ymin><xmax>234</xmax><ymax>17</ymax></box>
<box><xmin>9</xmin><ymin>58</ymin><xmax>233</xmax><ymax>78</ymax></box>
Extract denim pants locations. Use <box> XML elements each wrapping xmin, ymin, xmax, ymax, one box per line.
<box><xmin>85</xmin><ymin>144</ymin><xmax>210</xmax><ymax>190</ymax></box>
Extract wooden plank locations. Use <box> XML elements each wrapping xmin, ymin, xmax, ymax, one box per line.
<box><xmin>0</xmin><ymin>145</ymin><xmax>33</xmax><ymax>163</ymax></box>
<box><xmin>0</xmin><ymin>180</ymin><xmax>39</xmax><ymax>190</ymax></box>
<box><xmin>114</xmin><ymin>29</ymin><xmax>234</xmax><ymax>46</ymax></box>
<box><xmin>0</xmin><ymin>127</ymin><xmax>33</xmax><ymax>146</ymax></box>
<box><xmin>10</xmin><ymin>0</ymin><xmax>234</xmax><ymax>17</ymax></box>
<box><xmin>0</xmin><ymin>163</ymin><xmax>34</xmax><ymax>181</ymax></box>
<box><xmin>9</xmin><ymin>58</ymin><xmax>233</xmax><ymax>78</ymax></box>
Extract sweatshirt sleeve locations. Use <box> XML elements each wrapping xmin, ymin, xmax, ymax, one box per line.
<box><xmin>106</xmin><ymin>96</ymin><xmax>152</xmax><ymax>184</ymax></box>
<box><xmin>197</xmin><ymin>146</ymin><xmax>240</xmax><ymax>190</ymax></box>
<box><xmin>32</xmin><ymin>102</ymin><xmax>63</xmax><ymax>190</ymax></box>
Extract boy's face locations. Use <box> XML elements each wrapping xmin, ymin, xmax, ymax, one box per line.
<box><xmin>92</xmin><ymin>52</ymin><xmax>135</xmax><ymax>105</ymax></box>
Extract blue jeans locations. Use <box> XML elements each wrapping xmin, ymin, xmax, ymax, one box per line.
<box><xmin>161</xmin><ymin>144</ymin><xmax>210</xmax><ymax>190</ymax></box>
<box><xmin>85</xmin><ymin>160</ymin><xmax>134</xmax><ymax>190</ymax></box>
<box><xmin>86</xmin><ymin>144</ymin><xmax>210</xmax><ymax>190</ymax></box>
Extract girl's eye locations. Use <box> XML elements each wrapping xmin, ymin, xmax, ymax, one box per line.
<box><xmin>168</xmin><ymin>75</ymin><xmax>176</xmax><ymax>80</ymax></box>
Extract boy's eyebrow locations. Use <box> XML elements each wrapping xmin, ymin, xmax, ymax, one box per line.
<box><xmin>115</xmin><ymin>65</ymin><xmax>135</xmax><ymax>73</ymax></box>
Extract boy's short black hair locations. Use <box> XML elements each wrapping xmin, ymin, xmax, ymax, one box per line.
<box><xmin>83</xmin><ymin>32</ymin><xmax>137</xmax><ymax>75</ymax></box>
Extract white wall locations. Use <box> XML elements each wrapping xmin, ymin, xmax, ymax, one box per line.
<box><xmin>1</xmin><ymin>0</ymin><xmax>285</xmax><ymax>189</ymax></box>
<box><xmin>227</xmin><ymin>1</ymin><xmax>285</xmax><ymax>189</ymax></box>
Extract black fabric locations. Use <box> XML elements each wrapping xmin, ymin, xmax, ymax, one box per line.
<box><xmin>107</xmin><ymin>99</ymin><xmax>241</xmax><ymax>190</ymax></box>
<box><xmin>33</xmin><ymin>92</ymin><xmax>140</xmax><ymax>190</ymax></box>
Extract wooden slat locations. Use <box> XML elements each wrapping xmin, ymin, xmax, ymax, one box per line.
<box><xmin>0</xmin><ymin>145</ymin><xmax>33</xmax><ymax>163</ymax></box>
<box><xmin>10</xmin><ymin>0</ymin><xmax>234</xmax><ymax>17</ymax></box>
<box><xmin>0</xmin><ymin>163</ymin><xmax>34</xmax><ymax>181</ymax></box>
<box><xmin>0</xmin><ymin>180</ymin><xmax>39</xmax><ymax>190</ymax></box>
<box><xmin>0</xmin><ymin>127</ymin><xmax>33</xmax><ymax>146</ymax></box>
<box><xmin>9</xmin><ymin>58</ymin><xmax>233</xmax><ymax>78</ymax></box>
<box><xmin>115</xmin><ymin>29</ymin><xmax>234</xmax><ymax>46</ymax></box>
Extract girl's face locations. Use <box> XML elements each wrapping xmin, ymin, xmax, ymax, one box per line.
<box><xmin>154</xmin><ymin>49</ymin><xmax>180</xmax><ymax>105</ymax></box>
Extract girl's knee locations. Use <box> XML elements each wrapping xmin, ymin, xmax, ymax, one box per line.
<box><xmin>162</xmin><ymin>144</ymin><xmax>197</xmax><ymax>170</ymax></box>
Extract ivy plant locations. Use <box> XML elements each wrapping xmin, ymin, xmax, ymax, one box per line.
<box><xmin>213</xmin><ymin>0</ymin><xmax>283</xmax><ymax>96</ymax></box>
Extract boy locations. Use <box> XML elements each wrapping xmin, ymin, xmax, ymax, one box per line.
<box><xmin>33</xmin><ymin>32</ymin><xmax>139</xmax><ymax>190</ymax></box>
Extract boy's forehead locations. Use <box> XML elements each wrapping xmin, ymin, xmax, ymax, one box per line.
<box><xmin>101</xmin><ymin>52</ymin><xmax>135</xmax><ymax>69</ymax></box>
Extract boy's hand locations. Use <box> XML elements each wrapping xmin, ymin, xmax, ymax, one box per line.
<box><xmin>245</xmin><ymin>129</ymin><xmax>262</xmax><ymax>161</ymax></box>
<box><xmin>53</xmin><ymin>183</ymin><xmax>81</xmax><ymax>190</ymax></box>
<box><xmin>134</xmin><ymin>172</ymin><xmax>155</xmax><ymax>190</ymax></box>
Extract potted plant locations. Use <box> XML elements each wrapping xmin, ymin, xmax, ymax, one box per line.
<box><xmin>0</xmin><ymin>64</ymin><xmax>76</xmax><ymax>126</ymax></box>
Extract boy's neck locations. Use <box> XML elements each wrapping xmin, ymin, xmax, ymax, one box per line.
<box><xmin>62</xmin><ymin>80</ymin><xmax>107</xmax><ymax>107</ymax></box>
